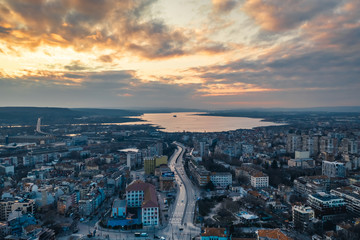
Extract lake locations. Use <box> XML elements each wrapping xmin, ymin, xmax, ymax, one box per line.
<box><xmin>126</xmin><ymin>112</ymin><xmax>283</xmax><ymax>132</ymax></box>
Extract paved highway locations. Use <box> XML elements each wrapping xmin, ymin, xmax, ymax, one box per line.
<box><xmin>158</xmin><ymin>142</ymin><xmax>200</xmax><ymax>240</ymax></box>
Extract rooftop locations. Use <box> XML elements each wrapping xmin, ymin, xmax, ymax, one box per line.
<box><xmin>201</xmin><ymin>227</ymin><xmax>226</xmax><ymax>237</ymax></box>
<box><xmin>126</xmin><ymin>180</ymin><xmax>159</xmax><ymax>208</ymax></box>
<box><xmin>257</xmin><ymin>229</ymin><xmax>293</xmax><ymax>240</ymax></box>
<box><xmin>310</xmin><ymin>192</ymin><xmax>343</xmax><ymax>201</ymax></box>
<box><xmin>112</xmin><ymin>199</ymin><xmax>127</xmax><ymax>208</ymax></box>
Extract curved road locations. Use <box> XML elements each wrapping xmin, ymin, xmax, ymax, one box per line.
<box><xmin>158</xmin><ymin>142</ymin><xmax>200</xmax><ymax>240</ymax></box>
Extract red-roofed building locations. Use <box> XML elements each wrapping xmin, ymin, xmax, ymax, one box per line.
<box><xmin>126</xmin><ymin>180</ymin><xmax>159</xmax><ymax>226</ymax></box>
<box><xmin>256</xmin><ymin>229</ymin><xmax>293</xmax><ymax>240</ymax></box>
<box><xmin>200</xmin><ymin>227</ymin><xmax>228</xmax><ymax>240</ymax></box>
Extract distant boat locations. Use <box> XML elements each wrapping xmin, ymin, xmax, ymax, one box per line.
<box><xmin>173</xmin><ymin>115</ymin><xmax>177</xmax><ymax>117</ymax></box>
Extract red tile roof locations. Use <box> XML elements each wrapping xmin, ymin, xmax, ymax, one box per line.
<box><xmin>126</xmin><ymin>180</ymin><xmax>159</xmax><ymax>208</ymax></box>
<box><xmin>257</xmin><ymin>229</ymin><xmax>293</xmax><ymax>240</ymax></box>
<box><xmin>201</xmin><ymin>228</ymin><xmax>226</xmax><ymax>237</ymax></box>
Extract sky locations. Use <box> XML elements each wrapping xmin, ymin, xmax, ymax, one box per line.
<box><xmin>0</xmin><ymin>0</ymin><xmax>359</xmax><ymax>109</ymax></box>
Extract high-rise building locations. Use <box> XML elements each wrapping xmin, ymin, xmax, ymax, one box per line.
<box><xmin>322</xmin><ymin>161</ymin><xmax>346</xmax><ymax>178</ymax></box>
<box><xmin>126</xmin><ymin>151</ymin><xmax>137</xmax><ymax>170</ymax></box>
<box><xmin>286</xmin><ymin>134</ymin><xmax>301</xmax><ymax>153</ymax></box>
<box><xmin>144</xmin><ymin>157</ymin><xmax>156</xmax><ymax>175</ymax></box>
<box><xmin>292</xmin><ymin>205</ymin><xmax>314</xmax><ymax>232</ymax></box>
<box><xmin>144</xmin><ymin>156</ymin><xmax>168</xmax><ymax>175</ymax></box>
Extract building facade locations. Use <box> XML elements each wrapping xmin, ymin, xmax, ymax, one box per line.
<box><xmin>210</xmin><ymin>172</ymin><xmax>232</xmax><ymax>189</ymax></box>
<box><xmin>307</xmin><ymin>193</ymin><xmax>346</xmax><ymax>221</ymax></box>
<box><xmin>322</xmin><ymin>161</ymin><xmax>346</xmax><ymax>178</ymax></box>
<box><xmin>331</xmin><ymin>186</ymin><xmax>360</xmax><ymax>217</ymax></box>
<box><xmin>250</xmin><ymin>172</ymin><xmax>269</xmax><ymax>188</ymax></box>
<box><xmin>0</xmin><ymin>199</ymin><xmax>35</xmax><ymax>221</ymax></box>
<box><xmin>126</xmin><ymin>180</ymin><xmax>159</xmax><ymax>226</ymax></box>
<box><xmin>292</xmin><ymin>205</ymin><xmax>315</xmax><ymax>232</ymax></box>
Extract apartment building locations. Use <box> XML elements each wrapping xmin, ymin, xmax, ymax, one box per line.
<box><xmin>322</xmin><ymin>161</ymin><xmax>346</xmax><ymax>178</ymax></box>
<box><xmin>250</xmin><ymin>172</ymin><xmax>269</xmax><ymax>188</ymax></box>
<box><xmin>126</xmin><ymin>180</ymin><xmax>159</xmax><ymax>226</ymax></box>
<box><xmin>308</xmin><ymin>193</ymin><xmax>346</xmax><ymax>221</ymax></box>
<box><xmin>292</xmin><ymin>205</ymin><xmax>315</xmax><ymax>232</ymax></box>
<box><xmin>0</xmin><ymin>198</ymin><xmax>35</xmax><ymax>221</ymax></box>
<box><xmin>294</xmin><ymin>175</ymin><xmax>330</xmax><ymax>197</ymax></box>
<box><xmin>331</xmin><ymin>186</ymin><xmax>360</xmax><ymax>217</ymax></box>
<box><xmin>210</xmin><ymin>172</ymin><xmax>232</xmax><ymax>189</ymax></box>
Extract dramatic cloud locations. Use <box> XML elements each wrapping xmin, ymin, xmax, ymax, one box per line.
<box><xmin>0</xmin><ymin>0</ymin><xmax>189</xmax><ymax>59</ymax></box>
<box><xmin>243</xmin><ymin>0</ymin><xmax>339</xmax><ymax>31</ymax></box>
<box><xmin>0</xmin><ymin>0</ymin><xmax>359</xmax><ymax>108</ymax></box>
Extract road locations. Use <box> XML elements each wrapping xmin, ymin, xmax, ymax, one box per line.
<box><xmin>157</xmin><ymin>142</ymin><xmax>200</xmax><ymax>240</ymax></box>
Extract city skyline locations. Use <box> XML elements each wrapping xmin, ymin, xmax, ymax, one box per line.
<box><xmin>0</xmin><ymin>0</ymin><xmax>359</xmax><ymax>109</ymax></box>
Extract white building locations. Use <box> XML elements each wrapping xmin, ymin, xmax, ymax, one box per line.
<box><xmin>295</xmin><ymin>151</ymin><xmax>310</xmax><ymax>159</ymax></box>
<box><xmin>0</xmin><ymin>164</ymin><xmax>14</xmax><ymax>175</ymax></box>
<box><xmin>126</xmin><ymin>180</ymin><xmax>159</xmax><ymax>226</ymax></box>
<box><xmin>126</xmin><ymin>152</ymin><xmax>137</xmax><ymax>170</ymax></box>
<box><xmin>331</xmin><ymin>186</ymin><xmax>360</xmax><ymax>217</ymax></box>
<box><xmin>210</xmin><ymin>172</ymin><xmax>232</xmax><ymax>189</ymax></box>
<box><xmin>250</xmin><ymin>172</ymin><xmax>269</xmax><ymax>188</ymax></box>
<box><xmin>322</xmin><ymin>161</ymin><xmax>346</xmax><ymax>178</ymax></box>
<box><xmin>0</xmin><ymin>198</ymin><xmax>35</xmax><ymax>221</ymax></box>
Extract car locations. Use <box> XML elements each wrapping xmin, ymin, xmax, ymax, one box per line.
<box><xmin>160</xmin><ymin>237</ymin><xmax>166</xmax><ymax>240</ymax></box>
<box><xmin>179</xmin><ymin>228</ymin><xmax>184</xmax><ymax>231</ymax></box>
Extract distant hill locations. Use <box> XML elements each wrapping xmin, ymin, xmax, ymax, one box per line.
<box><xmin>218</xmin><ymin>106</ymin><xmax>360</xmax><ymax>113</ymax></box>
<box><xmin>130</xmin><ymin>107</ymin><xmax>205</xmax><ymax>113</ymax></box>
<box><xmin>0</xmin><ymin>107</ymin><xmax>142</xmax><ymax>125</ymax></box>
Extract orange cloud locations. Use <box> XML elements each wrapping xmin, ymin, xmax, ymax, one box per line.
<box><xmin>0</xmin><ymin>0</ymin><xmax>190</xmax><ymax>59</ymax></box>
<box><xmin>197</xmin><ymin>83</ymin><xmax>278</xmax><ymax>96</ymax></box>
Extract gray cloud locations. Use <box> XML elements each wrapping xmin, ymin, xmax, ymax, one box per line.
<box><xmin>64</xmin><ymin>60</ymin><xmax>90</xmax><ymax>71</ymax></box>
<box><xmin>243</xmin><ymin>0</ymin><xmax>339</xmax><ymax>32</ymax></box>
<box><xmin>212</xmin><ymin>0</ymin><xmax>239</xmax><ymax>14</ymax></box>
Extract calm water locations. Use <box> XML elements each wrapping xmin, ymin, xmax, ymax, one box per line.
<box><xmin>126</xmin><ymin>112</ymin><xmax>283</xmax><ymax>132</ymax></box>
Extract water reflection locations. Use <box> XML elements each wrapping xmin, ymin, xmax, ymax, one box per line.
<box><xmin>127</xmin><ymin>112</ymin><xmax>284</xmax><ymax>132</ymax></box>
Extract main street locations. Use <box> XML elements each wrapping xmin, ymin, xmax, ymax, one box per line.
<box><xmin>158</xmin><ymin>142</ymin><xmax>200</xmax><ymax>240</ymax></box>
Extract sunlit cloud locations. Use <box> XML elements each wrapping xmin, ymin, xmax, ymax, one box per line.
<box><xmin>198</xmin><ymin>83</ymin><xmax>278</xmax><ymax>96</ymax></box>
<box><xmin>0</xmin><ymin>0</ymin><xmax>359</xmax><ymax>108</ymax></box>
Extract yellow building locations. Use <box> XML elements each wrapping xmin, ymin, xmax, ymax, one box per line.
<box><xmin>144</xmin><ymin>157</ymin><xmax>156</xmax><ymax>175</ymax></box>
<box><xmin>144</xmin><ymin>156</ymin><xmax>168</xmax><ymax>175</ymax></box>
<box><xmin>155</xmin><ymin>155</ymin><xmax>168</xmax><ymax>167</ymax></box>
